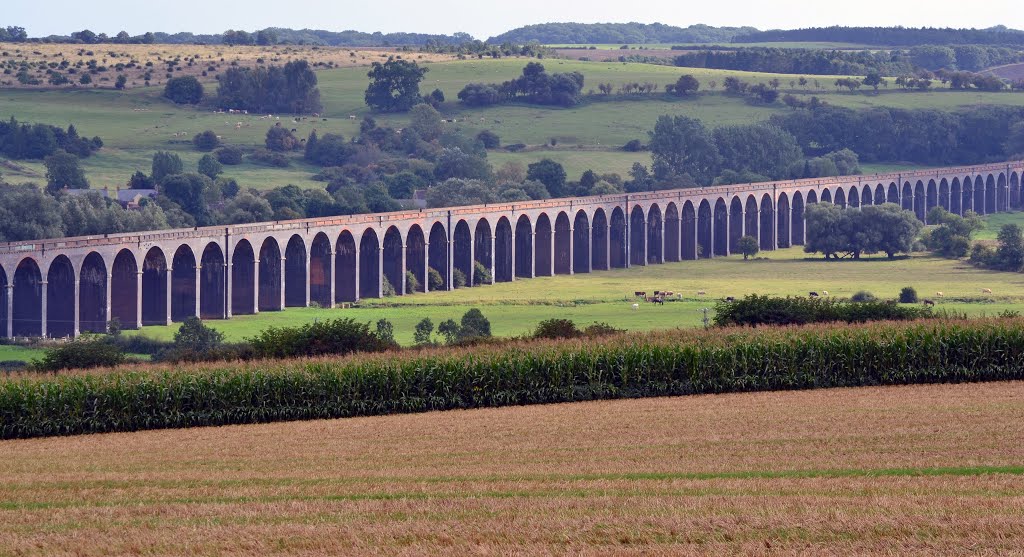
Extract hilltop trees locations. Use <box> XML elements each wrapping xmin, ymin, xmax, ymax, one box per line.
<box><xmin>456</xmin><ymin>62</ymin><xmax>585</xmax><ymax>108</ymax></box>
<box><xmin>364</xmin><ymin>58</ymin><xmax>429</xmax><ymax>112</ymax></box>
<box><xmin>216</xmin><ymin>60</ymin><xmax>322</xmax><ymax>114</ymax></box>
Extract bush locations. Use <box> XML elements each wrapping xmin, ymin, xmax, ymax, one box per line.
<box><xmin>216</xmin><ymin>146</ymin><xmax>243</xmax><ymax>165</ymax></box>
<box><xmin>192</xmin><ymin>130</ymin><xmax>220</xmax><ymax>151</ymax></box>
<box><xmin>405</xmin><ymin>271</ymin><xmax>420</xmax><ymax>294</ymax></box>
<box><xmin>714</xmin><ymin>294</ymin><xmax>930</xmax><ymax>327</ymax></box>
<box><xmin>476</xmin><ymin>130</ymin><xmax>500</xmax><ymax>149</ymax></box>
<box><xmin>30</xmin><ymin>338</ymin><xmax>126</xmax><ymax>372</ymax></box>
<box><xmin>382</xmin><ymin>276</ymin><xmax>396</xmax><ymax>297</ymax></box>
<box><xmin>899</xmin><ymin>287</ymin><xmax>919</xmax><ymax>304</ymax></box>
<box><xmin>164</xmin><ymin>76</ymin><xmax>203</xmax><ymax>104</ymax></box>
<box><xmin>427</xmin><ymin>267</ymin><xmax>444</xmax><ymax>291</ymax></box>
<box><xmin>622</xmin><ymin>139</ymin><xmax>644</xmax><ymax>152</ymax></box>
<box><xmin>458</xmin><ymin>308</ymin><xmax>491</xmax><ymax>341</ymax></box>
<box><xmin>534</xmin><ymin>318</ymin><xmax>582</xmax><ymax>340</ymax></box>
<box><xmin>850</xmin><ymin>291</ymin><xmax>877</xmax><ymax>303</ymax></box>
<box><xmin>453</xmin><ymin>268</ymin><xmax>467</xmax><ymax>288</ymax></box>
<box><xmin>248</xmin><ymin>318</ymin><xmax>395</xmax><ymax>359</ymax></box>
<box><xmin>583</xmin><ymin>322</ymin><xmax>624</xmax><ymax>337</ymax></box>
<box><xmin>249</xmin><ymin>149</ymin><xmax>289</xmax><ymax>167</ymax></box>
<box><xmin>473</xmin><ymin>261</ymin><xmax>491</xmax><ymax>285</ymax></box>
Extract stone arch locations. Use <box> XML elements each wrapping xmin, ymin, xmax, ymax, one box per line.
<box><xmin>821</xmin><ymin>188</ymin><xmax>832</xmax><ymax>204</ymax></box>
<box><xmin>428</xmin><ymin>222</ymin><xmax>449</xmax><ymax>289</ymax></box>
<box><xmin>847</xmin><ymin>186</ymin><xmax>859</xmax><ymax>208</ymax></box>
<box><xmin>259</xmin><ymin>237</ymin><xmax>283</xmax><ymax>311</ymax></box>
<box><xmin>985</xmin><ymin>174</ymin><xmax>996</xmax><ymax>214</ymax></box>
<box><xmin>359</xmin><ymin>228</ymin><xmax>380</xmax><ymax>299</ymax></box>
<box><xmin>713</xmin><ymin>198</ymin><xmax>728</xmax><ymax>256</ymax></box>
<box><xmin>553</xmin><ymin>212</ymin><xmax>571</xmax><ymax>274</ymax></box>
<box><xmin>744</xmin><ymin>195</ymin><xmax>759</xmax><ymax>246</ymax></box>
<box><xmin>927</xmin><ymin>179</ymin><xmax>938</xmax><ymax>216</ymax></box>
<box><xmin>728</xmin><ymin>197</ymin><xmax>743</xmax><ymax>254</ymax></box>
<box><xmin>759</xmin><ymin>193</ymin><xmax>774</xmax><ymax>250</ymax></box>
<box><xmin>12</xmin><ymin>258</ymin><xmax>42</xmax><ymax>337</ymax></box>
<box><xmin>997</xmin><ymin>173</ymin><xmax>1007</xmax><ymax>212</ymax></box>
<box><xmin>861</xmin><ymin>185</ymin><xmax>872</xmax><ymax>206</ymax></box>
<box><xmin>453</xmin><ymin>220</ymin><xmax>472</xmax><ymax>287</ymax></box>
<box><xmin>835</xmin><ymin>187</ymin><xmax>846</xmax><ymax>208</ymax></box>
<box><xmin>777</xmin><ymin>192</ymin><xmax>790</xmax><ymax>248</ymax></box>
<box><xmin>141</xmin><ymin>247</ymin><xmax>167</xmax><ymax>326</ymax></box>
<box><xmin>887</xmin><ymin>182</ymin><xmax>899</xmax><ymax>204</ymax></box>
<box><xmin>629</xmin><ymin>205</ymin><xmax>646</xmax><ymax>266</ymax></box>
<box><xmin>382</xmin><ymin>226</ymin><xmax>403</xmax><ymax>294</ymax></box>
<box><xmin>171</xmin><ymin>245</ymin><xmax>197</xmax><ymax>322</ymax></box>
<box><xmin>47</xmin><ymin>255</ymin><xmax>75</xmax><ymax>338</ymax></box>
<box><xmin>284</xmin><ymin>235</ymin><xmax>307</xmax><ymax>307</ymax></box>
<box><xmin>791</xmin><ymin>191</ymin><xmax>805</xmax><ymax>245</ymax></box>
<box><xmin>901</xmin><ymin>182</ymin><xmax>913</xmax><ymax>212</ymax></box>
<box><xmin>0</xmin><ymin>265</ymin><xmax>6</xmax><ymax>337</ymax></box>
<box><xmin>874</xmin><ymin>184</ymin><xmax>885</xmax><ymax>205</ymax></box>
<box><xmin>199</xmin><ymin>242</ymin><xmax>225</xmax><ymax>320</ymax></box>
<box><xmin>494</xmin><ymin>217</ymin><xmax>513</xmax><ymax>282</ymax></box>
<box><xmin>1011</xmin><ymin>172</ymin><xmax>1020</xmax><ymax>209</ymax></box>
<box><xmin>913</xmin><ymin>181</ymin><xmax>925</xmax><ymax>221</ymax></box>
<box><xmin>951</xmin><ymin>178</ymin><xmax>963</xmax><ymax>215</ymax></box>
<box><xmin>79</xmin><ymin>252</ymin><xmax>107</xmax><ymax>334</ymax></box>
<box><xmin>697</xmin><ymin>200</ymin><xmax>712</xmax><ymax>258</ymax></box>
<box><xmin>310</xmin><ymin>232</ymin><xmax>333</xmax><ymax>305</ymax></box>
<box><xmin>574</xmin><ymin>210</ymin><xmax>591</xmax><ymax>272</ymax></box>
<box><xmin>647</xmin><ymin>204</ymin><xmax>663</xmax><ymax>264</ymax></box>
<box><xmin>939</xmin><ymin>179</ymin><xmax>950</xmax><ymax>212</ymax></box>
<box><xmin>681</xmin><ymin>201</ymin><xmax>696</xmax><ymax>260</ymax></box>
<box><xmin>807</xmin><ymin>189</ymin><xmax>818</xmax><ymax>205</ymax></box>
<box><xmin>514</xmin><ymin>215</ymin><xmax>533</xmax><ymax>277</ymax></box>
<box><xmin>231</xmin><ymin>240</ymin><xmax>255</xmax><ymax>315</ymax></box>
<box><xmin>962</xmin><ymin>176</ymin><xmax>974</xmax><ymax>214</ymax></box>
<box><xmin>974</xmin><ymin>176</ymin><xmax>985</xmax><ymax>215</ymax></box>
<box><xmin>335</xmin><ymin>231</ymin><xmax>357</xmax><ymax>302</ymax></box>
<box><xmin>609</xmin><ymin>207</ymin><xmax>627</xmax><ymax>268</ymax></box>
<box><xmin>664</xmin><ymin>203</ymin><xmax>680</xmax><ymax>262</ymax></box>
<box><xmin>592</xmin><ymin>208</ymin><xmax>610</xmax><ymax>270</ymax></box>
<box><xmin>535</xmin><ymin>213</ymin><xmax>554</xmax><ymax>276</ymax></box>
<box><xmin>406</xmin><ymin>225</ymin><xmax>427</xmax><ymax>292</ymax></box>
<box><xmin>475</xmin><ymin>218</ymin><xmax>494</xmax><ymax>283</ymax></box>
<box><xmin>110</xmin><ymin>249</ymin><xmax>139</xmax><ymax>329</ymax></box>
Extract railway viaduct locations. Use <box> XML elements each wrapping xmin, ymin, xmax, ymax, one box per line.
<box><xmin>0</xmin><ymin>161</ymin><xmax>1021</xmax><ymax>338</ymax></box>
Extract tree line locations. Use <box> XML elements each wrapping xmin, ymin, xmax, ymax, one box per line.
<box><xmin>0</xmin><ymin>117</ymin><xmax>101</xmax><ymax>160</ymax></box>
<box><xmin>734</xmin><ymin>26</ymin><xmax>1024</xmax><ymax>47</ymax></box>
<box><xmin>456</xmin><ymin>62</ymin><xmax>585</xmax><ymax>108</ymax></box>
<box><xmin>488</xmin><ymin>22</ymin><xmax>757</xmax><ymax>45</ymax></box>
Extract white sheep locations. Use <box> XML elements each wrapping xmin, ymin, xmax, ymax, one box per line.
<box><xmin>822</xmin><ymin>291</ymin><xmax>829</xmax><ymax>296</ymax></box>
<box><xmin>983</xmin><ymin>288</ymin><xmax>993</xmax><ymax>294</ymax></box>
<box><xmin>936</xmin><ymin>291</ymin><xmax>944</xmax><ymax>297</ymax></box>
<box><xmin>631</xmin><ymin>303</ymin><xmax>639</xmax><ymax>310</ymax></box>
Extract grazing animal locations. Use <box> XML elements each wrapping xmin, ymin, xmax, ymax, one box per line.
<box><xmin>725</xmin><ymin>296</ymin><xmax>735</xmax><ymax>302</ymax></box>
<box><xmin>983</xmin><ymin>288</ymin><xmax>993</xmax><ymax>294</ymax></box>
<box><xmin>646</xmin><ymin>296</ymin><xmax>664</xmax><ymax>305</ymax></box>
<box><xmin>923</xmin><ymin>299</ymin><xmax>935</xmax><ymax>307</ymax></box>
<box><xmin>631</xmin><ymin>303</ymin><xmax>639</xmax><ymax>310</ymax></box>
<box><xmin>935</xmin><ymin>292</ymin><xmax>944</xmax><ymax>297</ymax></box>
<box><xmin>697</xmin><ymin>290</ymin><xmax>706</xmax><ymax>295</ymax></box>
<box><xmin>809</xmin><ymin>292</ymin><xmax>820</xmax><ymax>297</ymax></box>
<box><xmin>633</xmin><ymin>291</ymin><xmax>645</xmax><ymax>297</ymax></box>
<box><xmin>822</xmin><ymin>291</ymin><xmax>829</xmax><ymax>297</ymax></box>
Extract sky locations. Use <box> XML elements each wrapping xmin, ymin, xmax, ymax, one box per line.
<box><xmin>5</xmin><ymin>0</ymin><xmax>1020</xmax><ymax>39</ymax></box>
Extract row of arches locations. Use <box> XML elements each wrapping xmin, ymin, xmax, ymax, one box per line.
<box><xmin>1</xmin><ymin>169</ymin><xmax>1020</xmax><ymax>338</ymax></box>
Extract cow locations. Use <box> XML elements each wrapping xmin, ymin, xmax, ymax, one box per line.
<box><xmin>809</xmin><ymin>292</ymin><xmax>820</xmax><ymax>297</ymax></box>
<box><xmin>634</xmin><ymin>291</ymin><xmax>646</xmax><ymax>298</ymax></box>
<box><xmin>982</xmin><ymin>288</ymin><xmax>993</xmax><ymax>294</ymax></box>
<box><xmin>923</xmin><ymin>299</ymin><xmax>935</xmax><ymax>307</ymax></box>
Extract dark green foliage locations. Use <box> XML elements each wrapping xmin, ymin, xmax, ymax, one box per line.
<box><xmin>44</xmin><ymin>150</ymin><xmax>88</xmax><ymax>192</ymax></box>
<box><xmin>995</xmin><ymin>224</ymin><xmax>1024</xmax><ymax>272</ymax></box>
<box><xmin>738</xmin><ymin>236</ymin><xmax>759</xmax><ymax>260</ymax></box>
<box><xmin>899</xmin><ymin>287</ymin><xmax>919</xmax><ymax>304</ymax></box>
<box><xmin>851</xmin><ymin>291</ymin><xmax>877</xmax><ymax>303</ymax></box>
<box><xmin>427</xmin><ymin>267</ymin><xmax>444</xmax><ymax>291</ymax></box>
<box><xmin>476</xmin><ymin>129</ymin><xmax>500</xmax><ymax>149</ymax></box>
<box><xmin>405</xmin><ymin>271</ymin><xmax>420</xmax><ymax>294</ymax></box>
<box><xmin>711</xmin><ymin>123</ymin><xmax>801</xmax><ymax>181</ymax></box>
<box><xmin>649</xmin><ymin>115</ymin><xmax>720</xmax><ymax>186</ymax></box>
<box><xmin>216</xmin><ymin>60</ymin><xmax>322</xmax><ymax>114</ymax></box>
<box><xmin>248</xmin><ymin>318</ymin><xmax>395</xmax><ymax>359</ymax></box>
<box><xmin>30</xmin><ymin>338</ymin><xmax>126</xmax><ymax>372</ymax></box>
<box><xmin>668</xmin><ymin>74</ymin><xmax>700</xmax><ymax>96</ymax></box>
<box><xmin>491</xmin><ymin>22</ymin><xmax>754</xmax><ymax>45</ymax></box>
<box><xmin>526</xmin><ymin>159</ymin><xmax>567</xmax><ymax>197</ymax></box>
<box><xmin>215</xmin><ymin>146</ymin><xmax>243</xmax><ymax>165</ymax></box>
<box><xmin>164</xmin><ymin>76</ymin><xmax>204</xmax><ymax>104</ymax></box>
<box><xmin>6</xmin><ymin>320</ymin><xmax>1024</xmax><ymax>439</ymax></box>
<box><xmin>197</xmin><ymin>154</ymin><xmax>222</xmax><ymax>179</ymax></box>
<box><xmin>458</xmin><ymin>308</ymin><xmax>491</xmax><ymax>341</ymax></box>
<box><xmin>413</xmin><ymin>318</ymin><xmax>434</xmax><ymax>346</ymax></box>
<box><xmin>714</xmin><ymin>294</ymin><xmax>929</xmax><ymax>327</ymax></box>
<box><xmin>534</xmin><ymin>318</ymin><xmax>582</xmax><ymax>339</ymax></box>
<box><xmin>804</xmin><ymin>203</ymin><xmax>921</xmax><ymax>259</ymax></box>
<box><xmin>455</xmin><ymin>62</ymin><xmax>584</xmax><ymax>108</ymax></box>
<box><xmin>473</xmin><ymin>261</ymin><xmax>491</xmax><ymax>285</ymax></box>
<box><xmin>151</xmin><ymin>151</ymin><xmax>183</xmax><ymax>183</ymax></box>
<box><xmin>265</xmin><ymin>126</ymin><xmax>299</xmax><ymax>152</ymax></box>
<box><xmin>452</xmin><ymin>268</ymin><xmax>467</xmax><ymax>288</ymax></box>
<box><xmin>673</xmin><ymin>47</ymin><xmax>914</xmax><ymax>76</ymax></box>
<box><xmin>735</xmin><ymin>26</ymin><xmax>1024</xmax><ymax>47</ymax></box>
<box><xmin>192</xmin><ymin>130</ymin><xmax>220</xmax><ymax>151</ymax></box>
<box><xmin>364</xmin><ymin>58</ymin><xmax>428</xmax><ymax>112</ymax></box>
<box><xmin>376</xmin><ymin>319</ymin><xmax>395</xmax><ymax>344</ymax></box>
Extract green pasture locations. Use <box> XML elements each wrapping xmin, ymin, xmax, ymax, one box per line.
<box><xmin>545</xmin><ymin>42</ymin><xmax>877</xmax><ymax>50</ymax></box>
<box><xmin>0</xmin><ymin>345</ymin><xmax>45</xmax><ymax>363</ymax></box>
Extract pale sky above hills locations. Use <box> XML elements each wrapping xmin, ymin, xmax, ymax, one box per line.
<box><xmin>6</xmin><ymin>0</ymin><xmax>1019</xmax><ymax>39</ymax></box>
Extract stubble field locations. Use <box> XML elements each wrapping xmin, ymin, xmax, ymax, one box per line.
<box><xmin>1</xmin><ymin>380</ymin><xmax>1022</xmax><ymax>554</ymax></box>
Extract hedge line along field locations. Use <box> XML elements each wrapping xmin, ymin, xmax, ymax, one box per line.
<box><xmin>0</xmin><ymin>380</ymin><xmax>1022</xmax><ymax>554</ymax></box>
<box><xmin>4</xmin><ymin>318</ymin><xmax>1024</xmax><ymax>439</ymax></box>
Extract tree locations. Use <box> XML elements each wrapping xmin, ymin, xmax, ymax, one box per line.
<box><xmin>265</xmin><ymin>126</ymin><xmax>299</xmax><ymax>152</ymax></box>
<box><xmin>127</xmin><ymin>170</ymin><xmax>154</xmax><ymax>189</ymax></box>
<box><xmin>161</xmin><ymin>173</ymin><xmax>216</xmax><ymax>225</ymax></box>
<box><xmin>526</xmin><ymin>159</ymin><xmax>567</xmax><ymax>198</ymax></box>
<box><xmin>0</xmin><ymin>184</ymin><xmax>63</xmax><ymax>241</ymax></box>
<box><xmin>216</xmin><ymin>146</ymin><xmax>243</xmax><ymax>165</ymax></box>
<box><xmin>738</xmin><ymin>236</ymin><xmax>759</xmax><ymax>260</ymax></box>
<box><xmin>648</xmin><ymin>115</ymin><xmax>720</xmax><ymax>186</ymax></box>
<box><xmin>862</xmin><ymin>71</ymin><xmax>886</xmax><ymax>92</ymax></box>
<box><xmin>375</xmin><ymin>319</ymin><xmax>395</xmax><ymax>344</ymax></box>
<box><xmin>173</xmin><ymin>317</ymin><xmax>224</xmax><ymax>352</ymax></box>
<box><xmin>995</xmin><ymin>223</ymin><xmax>1024</xmax><ymax>271</ymax></box>
<box><xmin>364</xmin><ymin>58</ymin><xmax>428</xmax><ymax>112</ymax></box>
<box><xmin>413</xmin><ymin>318</ymin><xmax>434</xmax><ymax>345</ymax></box>
<box><xmin>115</xmin><ymin>75</ymin><xmax>127</xmax><ymax>90</ymax></box>
<box><xmin>425</xmin><ymin>178</ymin><xmax>493</xmax><ymax>208</ymax></box>
<box><xmin>197</xmin><ymin>154</ymin><xmax>222</xmax><ymax>179</ymax></box>
<box><xmin>860</xmin><ymin>204</ymin><xmax>922</xmax><ymax>259</ymax></box>
<box><xmin>924</xmin><ymin>208</ymin><xmax>982</xmax><ymax>258</ymax></box>
<box><xmin>192</xmin><ymin>130</ymin><xmax>220</xmax><ymax>151</ymax></box>
<box><xmin>671</xmin><ymin>74</ymin><xmax>700</xmax><ymax>96</ymax></box>
<box><xmin>151</xmin><ymin>151</ymin><xmax>183</xmax><ymax>183</ymax></box>
<box><xmin>219</xmin><ymin>192</ymin><xmax>273</xmax><ymax>224</ymax></box>
<box><xmin>476</xmin><ymin>130</ymin><xmax>500</xmax><ymax>149</ymax></box>
<box><xmin>803</xmin><ymin>202</ymin><xmax>848</xmax><ymax>259</ymax></box>
<box><xmin>408</xmin><ymin>103</ymin><xmax>443</xmax><ymax>141</ymax></box>
<box><xmin>164</xmin><ymin>76</ymin><xmax>203</xmax><ymax>104</ymax></box>
<box><xmin>215</xmin><ymin>61</ymin><xmax>322</xmax><ymax>114</ymax></box>
<box><xmin>899</xmin><ymin>286</ymin><xmax>918</xmax><ymax>304</ymax></box>
<box><xmin>712</xmin><ymin>124</ymin><xmax>802</xmax><ymax>180</ymax></box>
<box><xmin>44</xmin><ymin>150</ymin><xmax>88</xmax><ymax>193</ymax></box>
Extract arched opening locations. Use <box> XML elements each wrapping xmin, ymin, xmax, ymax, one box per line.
<box><xmin>475</xmin><ymin>219</ymin><xmax>494</xmax><ymax>282</ymax></box>
<box><xmin>47</xmin><ymin>256</ymin><xmax>75</xmax><ymax>338</ymax></box>
<box><xmin>713</xmin><ymin>198</ymin><xmax>728</xmax><ymax>256</ymax></box>
<box><xmin>848</xmin><ymin>187</ymin><xmax>859</xmax><ymax>209</ymax></box>
<box><xmin>951</xmin><ymin>178</ymin><xmax>962</xmax><ymax>215</ymax></box>
<box><xmin>681</xmin><ymin>201</ymin><xmax>696</xmax><ymax>260</ymax></box>
<box><xmin>609</xmin><ymin>207</ymin><xmax>627</xmax><ymax>268</ymax></box>
<box><xmin>453</xmin><ymin>220</ymin><xmax>472</xmax><ymax>287</ymax></box>
<box><xmin>259</xmin><ymin>238</ymin><xmax>282</xmax><ymax>311</ymax></box>
<box><xmin>359</xmin><ymin>229</ymin><xmax>380</xmax><ymax>298</ymax></box>
<box><xmin>591</xmin><ymin>209</ymin><xmax>609</xmax><ymax>270</ymax></box>
<box><xmin>887</xmin><ymin>182</ymin><xmax>899</xmax><ymax>205</ymax></box>
<box><xmin>1012</xmin><ymin>172</ymin><xmax>1021</xmax><ymax>210</ymax></box>
<box><xmin>835</xmin><ymin>187</ymin><xmax>846</xmax><ymax>208</ymax></box>
<box><xmin>997</xmin><ymin>174</ymin><xmax>1007</xmax><ymax>212</ymax></box>
<box><xmin>0</xmin><ymin>266</ymin><xmax>6</xmax><ymax>337</ymax></box>
<box><xmin>284</xmin><ymin>235</ymin><xmax>307</xmax><ymax>307</ymax></box>
<box><xmin>310</xmin><ymin>232</ymin><xmax>333</xmax><ymax>305</ymax></box>
<box><xmin>231</xmin><ymin>240</ymin><xmax>255</xmax><ymax>315</ymax></box>
<box><xmin>759</xmin><ymin>194</ymin><xmax>775</xmax><ymax>250</ymax></box>
<box><xmin>535</xmin><ymin>213</ymin><xmax>553</xmax><ymax>276</ymax></box>
<box><xmin>939</xmin><ymin>179</ymin><xmax>949</xmax><ymax>212</ymax></box>
<box><xmin>901</xmin><ymin>182</ymin><xmax>912</xmax><ymax>212</ymax></box>
<box><xmin>514</xmin><ymin>215</ymin><xmax>533</xmax><ymax>277</ymax></box>
<box><xmin>554</xmin><ymin>212</ymin><xmax>572</xmax><ymax>274</ymax></box>
<box><xmin>927</xmin><ymin>179</ymin><xmax>938</xmax><ymax>216</ymax></box>
<box><xmin>428</xmin><ymin>222</ymin><xmax>449</xmax><ymax>289</ymax></box>
<box><xmin>199</xmin><ymin>243</ymin><xmax>225</xmax><ymax>320</ymax></box>
<box><xmin>861</xmin><ymin>185</ymin><xmax>872</xmax><ymax>206</ymax></box>
<box><xmin>647</xmin><ymin>204</ymin><xmax>663</xmax><ymax>264</ymax></box>
<box><xmin>807</xmin><ymin>190</ymin><xmax>818</xmax><ymax>205</ymax></box>
<box><xmin>777</xmin><ymin>193</ymin><xmax>790</xmax><ymax>248</ymax></box>
<box><xmin>406</xmin><ymin>225</ymin><xmax>426</xmax><ymax>291</ymax></box>
<box><xmin>874</xmin><ymin>184</ymin><xmax>885</xmax><ymax>205</ymax></box>
<box><xmin>573</xmin><ymin>210</ymin><xmax>591</xmax><ymax>272</ymax></box>
<box><xmin>792</xmin><ymin>191</ymin><xmax>805</xmax><ymax>245</ymax></box>
<box><xmin>382</xmin><ymin>227</ymin><xmax>404</xmax><ymax>294</ymax></box>
<box><xmin>821</xmin><ymin>188</ymin><xmax>832</xmax><ymax>204</ymax></box>
<box><xmin>12</xmin><ymin>258</ymin><xmax>42</xmax><ymax>337</ymax></box>
<box><xmin>629</xmin><ymin>206</ymin><xmax>646</xmax><ymax>266</ymax></box>
<box><xmin>664</xmin><ymin>203</ymin><xmax>680</xmax><ymax>262</ymax></box>
<box><xmin>335</xmin><ymin>231</ymin><xmax>357</xmax><ymax>302</ymax></box>
<box><xmin>697</xmin><ymin>200</ymin><xmax>712</xmax><ymax>258</ymax></box>
<box><xmin>171</xmin><ymin>245</ymin><xmax>197</xmax><ymax>322</ymax></box>
<box><xmin>986</xmin><ymin>174</ymin><xmax>996</xmax><ymax>214</ymax></box>
<box><xmin>494</xmin><ymin>218</ymin><xmax>513</xmax><ymax>282</ymax></box>
<box><xmin>79</xmin><ymin>252</ymin><xmax>107</xmax><ymax>333</ymax></box>
<box><xmin>974</xmin><ymin>176</ymin><xmax>985</xmax><ymax>215</ymax></box>
<box><xmin>141</xmin><ymin>247</ymin><xmax>167</xmax><ymax>326</ymax></box>
<box><xmin>744</xmin><ymin>195</ymin><xmax>758</xmax><ymax>246</ymax></box>
<box><xmin>914</xmin><ymin>181</ymin><xmax>925</xmax><ymax>222</ymax></box>
<box><xmin>111</xmin><ymin>249</ymin><xmax>139</xmax><ymax>327</ymax></box>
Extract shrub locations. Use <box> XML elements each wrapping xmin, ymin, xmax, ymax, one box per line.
<box><xmin>30</xmin><ymin>338</ymin><xmax>125</xmax><ymax>372</ymax></box>
<box><xmin>534</xmin><ymin>318</ymin><xmax>582</xmax><ymax>339</ymax></box>
<box><xmin>405</xmin><ymin>271</ymin><xmax>420</xmax><ymax>294</ymax></box>
<box><xmin>738</xmin><ymin>236</ymin><xmax>759</xmax><ymax>260</ymax></box>
<box><xmin>476</xmin><ymin>130</ymin><xmax>500</xmax><ymax>149</ymax></box>
<box><xmin>453</xmin><ymin>268</ymin><xmax>467</xmax><ymax>288</ymax></box>
<box><xmin>714</xmin><ymin>294</ymin><xmax>930</xmax><ymax>327</ymax></box>
<box><xmin>622</xmin><ymin>139</ymin><xmax>644</xmax><ymax>152</ymax></box>
<box><xmin>413</xmin><ymin>318</ymin><xmax>434</xmax><ymax>345</ymax></box>
<box><xmin>382</xmin><ymin>276</ymin><xmax>396</xmax><ymax>297</ymax></box>
<box><xmin>899</xmin><ymin>287</ymin><xmax>918</xmax><ymax>304</ymax></box>
<box><xmin>473</xmin><ymin>261</ymin><xmax>491</xmax><ymax>285</ymax></box>
<box><xmin>192</xmin><ymin>130</ymin><xmax>220</xmax><ymax>151</ymax></box>
<box><xmin>427</xmin><ymin>267</ymin><xmax>444</xmax><ymax>291</ymax></box>
<box><xmin>458</xmin><ymin>308</ymin><xmax>491</xmax><ymax>341</ymax></box>
<box><xmin>216</xmin><ymin>146</ymin><xmax>243</xmax><ymax>165</ymax></box>
<box><xmin>248</xmin><ymin>318</ymin><xmax>395</xmax><ymax>359</ymax></box>
<box><xmin>583</xmin><ymin>322</ymin><xmax>624</xmax><ymax>337</ymax></box>
<box><xmin>249</xmin><ymin>149</ymin><xmax>289</xmax><ymax>167</ymax></box>
<box><xmin>164</xmin><ymin>76</ymin><xmax>203</xmax><ymax>104</ymax></box>
<box><xmin>850</xmin><ymin>291</ymin><xmax>877</xmax><ymax>303</ymax></box>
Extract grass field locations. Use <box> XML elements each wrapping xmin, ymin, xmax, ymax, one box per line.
<box><xmin>1</xmin><ymin>379</ymin><xmax>1021</xmax><ymax>554</ymax></box>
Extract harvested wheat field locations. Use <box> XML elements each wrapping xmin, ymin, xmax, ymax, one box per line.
<box><xmin>2</xmin><ymin>381</ymin><xmax>1024</xmax><ymax>555</ymax></box>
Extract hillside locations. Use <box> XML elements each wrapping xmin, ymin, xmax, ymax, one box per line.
<box><xmin>488</xmin><ymin>22</ymin><xmax>757</xmax><ymax>45</ymax></box>
<box><xmin>736</xmin><ymin>25</ymin><xmax>1024</xmax><ymax>46</ymax></box>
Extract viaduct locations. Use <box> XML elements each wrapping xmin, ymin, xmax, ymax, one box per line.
<box><xmin>0</xmin><ymin>161</ymin><xmax>1021</xmax><ymax>338</ymax></box>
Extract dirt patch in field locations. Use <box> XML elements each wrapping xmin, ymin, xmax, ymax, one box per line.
<box><xmin>987</xmin><ymin>62</ymin><xmax>1024</xmax><ymax>82</ymax></box>
<box><xmin>1</xmin><ymin>381</ymin><xmax>1023</xmax><ymax>554</ymax></box>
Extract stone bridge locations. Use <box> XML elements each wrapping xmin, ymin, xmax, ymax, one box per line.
<box><xmin>1</xmin><ymin>161</ymin><xmax>1021</xmax><ymax>338</ymax></box>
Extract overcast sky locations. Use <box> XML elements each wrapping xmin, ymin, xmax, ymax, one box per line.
<box><xmin>6</xmin><ymin>0</ymin><xmax>1019</xmax><ymax>39</ymax></box>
